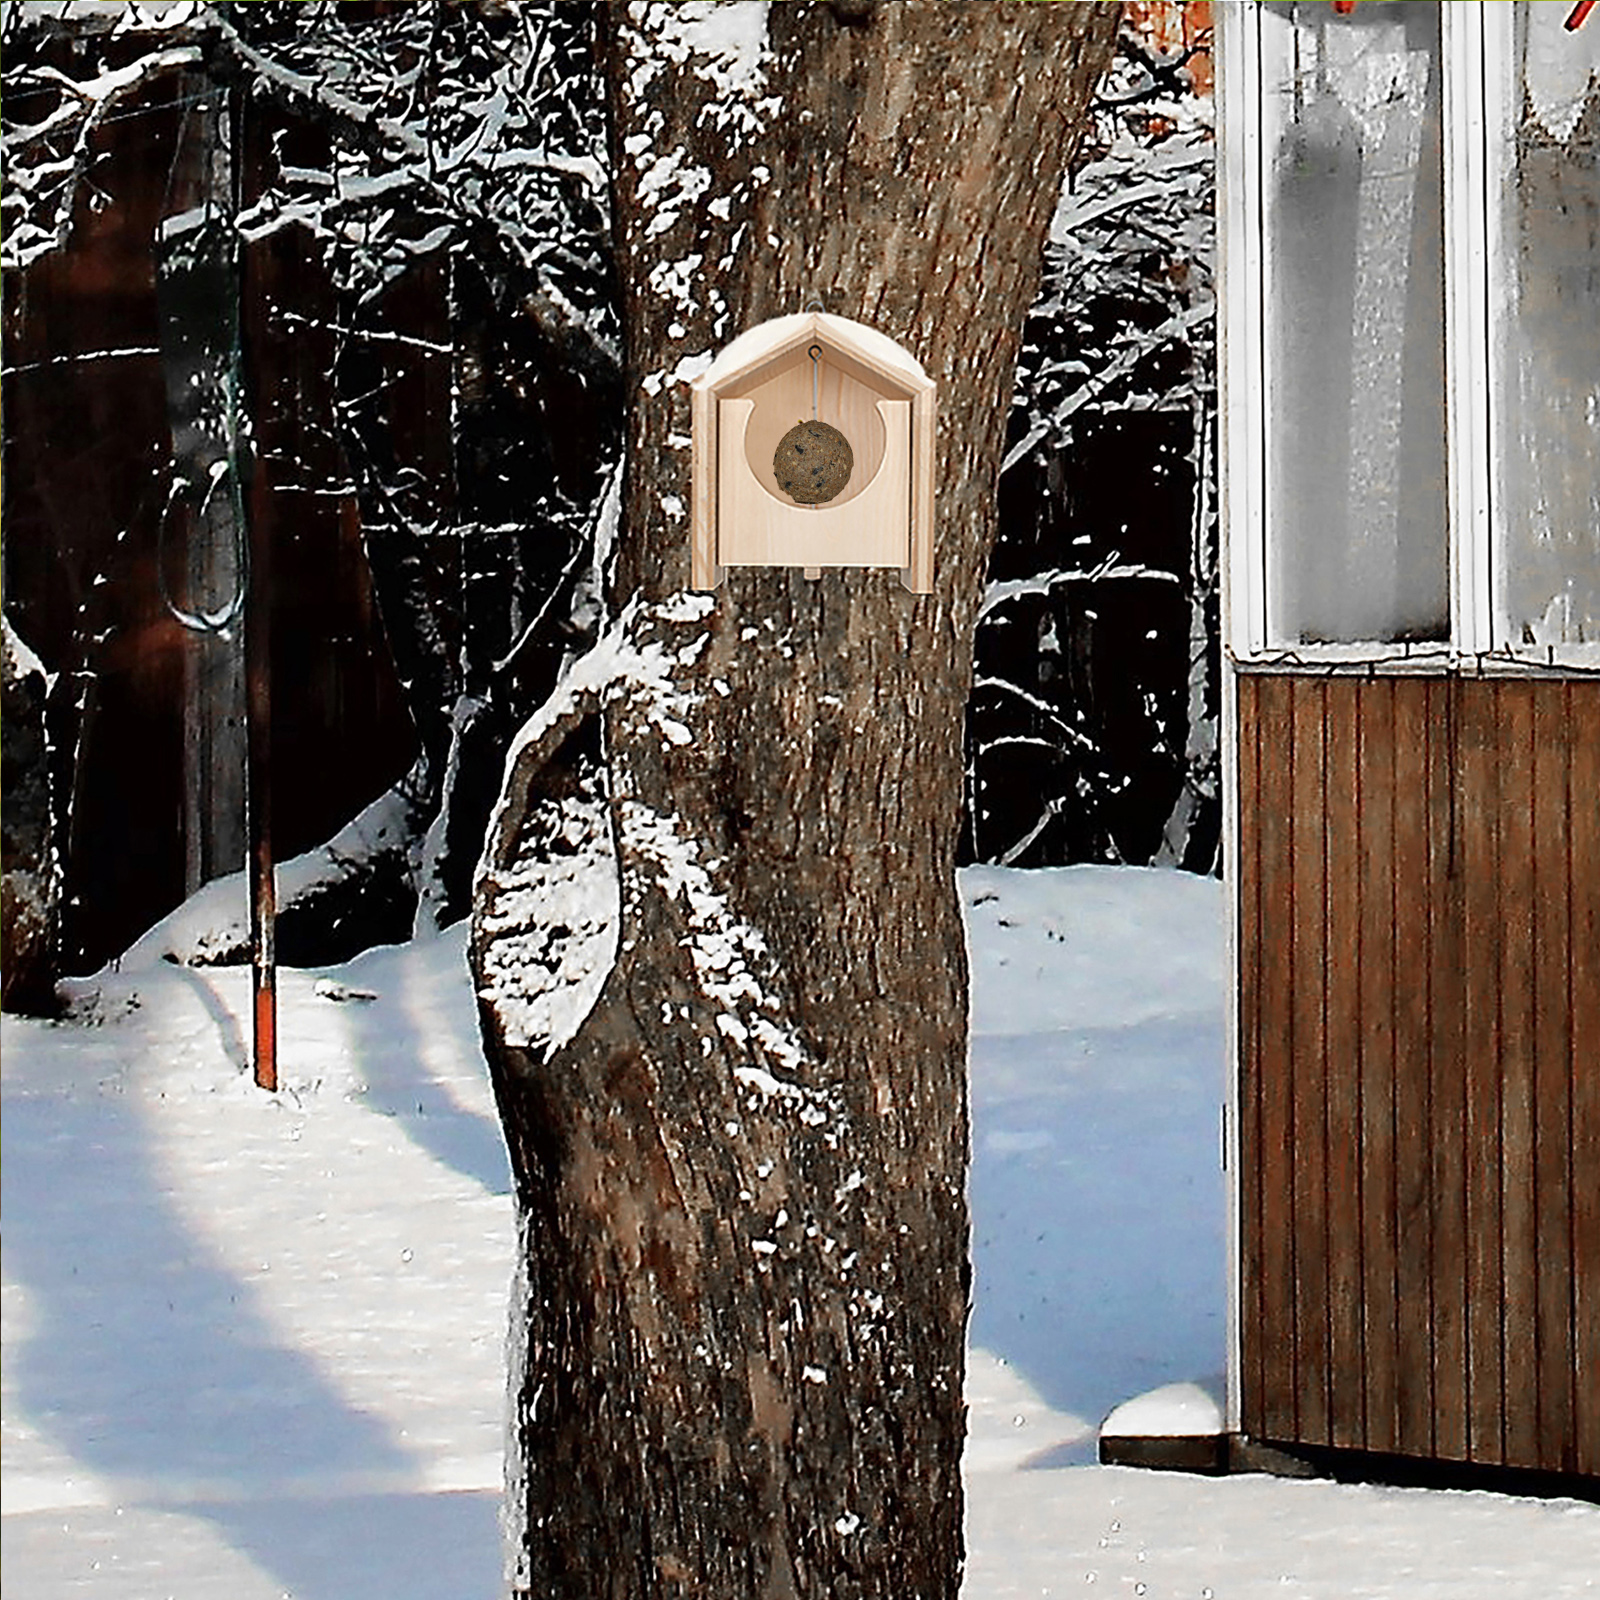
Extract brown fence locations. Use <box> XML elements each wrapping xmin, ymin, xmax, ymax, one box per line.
<box><xmin>1236</xmin><ymin>671</ymin><xmax>1599</xmax><ymax>1477</ymax></box>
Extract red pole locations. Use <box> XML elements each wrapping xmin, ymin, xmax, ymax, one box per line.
<box><xmin>246</xmin><ymin>432</ymin><xmax>276</xmax><ymax>1093</ymax></box>
<box><xmin>236</xmin><ymin>83</ymin><xmax>277</xmax><ymax>1095</ymax></box>
<box><xmin>1566</xmin><ymin>1</ymin><xmax>1595</xmax><ymax>32</ymax></box>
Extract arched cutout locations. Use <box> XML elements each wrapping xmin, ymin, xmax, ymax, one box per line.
<box><xmin>737</xmin><ymin>352</ymin><xmax>889</xmax><ymax>509</ymax></box>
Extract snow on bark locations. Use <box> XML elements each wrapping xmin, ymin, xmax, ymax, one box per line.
<box><xmin>475</xmin><ymin>767</ymin><xmax>618</xmax><ymax>1061</ymax></box>
<box><xmin>473</xmin><ymin>571</ymin><xmax>843</xmax><ymax>1111</ymax></box>
<box><xmin>500</xmin><ymin>1202</ymin><xmax>538</xmax><ymax>1600</ymax></box>
<box><xmin>620</xmin><ymin>2</ymin><xmax>777</xmax><ymax>135</ymax></box>
<box><xmin>616</xmin><ymin>1</ymin><xmax>777</xmax><ymax>348</ymax></box>
<box><xmin>473</xmin><ymin>589</ymin><xmax>716</xmax><ymax>1059</ymax></box>
<box><xmin>615</xmin><ymin>798</ymin><xmax>828</xmax><ymax>1115</ymax></box>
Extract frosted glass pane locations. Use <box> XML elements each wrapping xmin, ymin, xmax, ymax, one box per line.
<box><xmin>1261</xmin><ymin>2</ymin><xmax>1449</xmax><ymax>645</ymax></box>
<box><xmin>1494</xmin><ymin>3</ymin><xmax>1600</xmax><ymax>650</ymax></box>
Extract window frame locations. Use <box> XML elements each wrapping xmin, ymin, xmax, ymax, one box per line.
<box><xmin>1219</xmin><ymin>0</ymin><xmax>1600</xmax><ymax>676</ymax></box>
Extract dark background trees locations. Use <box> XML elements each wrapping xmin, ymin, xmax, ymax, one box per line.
<box><xmin>1</xmin><ymin>0</ymin><xmax>1215</xmax><ymax>1005</ymax></box>
<box><xmin>0</xmin><ymin>1</ymin><xmax>1226</xmax><ymax>1591</ymax></box>
<box><xmin>2</xmin><ymin>0</ymin><xmax>621</xmax><ymax>980</ymax></box>
<box><xmin>972</xmin><ymin>0</ymin><xmax>1217</xmax><ymax>873</ymax></box>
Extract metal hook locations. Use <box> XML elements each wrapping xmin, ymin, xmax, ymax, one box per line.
<box><xmin>803</xmin><ymin>296</ymin><xmax>826</xmax><ymax>313</ymax></box>
<box><xmin>809</xmin><ymin>343</ymin><xmax>823</xmax><ymax>418</ymax></box>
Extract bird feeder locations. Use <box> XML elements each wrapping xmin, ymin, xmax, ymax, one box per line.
<box><xmin>689</xmin><ymin>311</ymin><xmax>935</xmax><ymax>593</ymax></box>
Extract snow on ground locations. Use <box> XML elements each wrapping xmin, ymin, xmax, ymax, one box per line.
<box><xmin>4</xmin><ymin>865</ymin><xmax>1597</xmax><ymax>1598</ymax></box>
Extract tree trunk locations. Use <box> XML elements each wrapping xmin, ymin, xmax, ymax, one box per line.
<box><xmin>470</xmin><ymin>5</ymin><xmax>1119</xmax><ymax>1596</ymax></box>
<box><xmin>2</xmin><ymin>615</ymin><xmax>60</xmax><ymax>1016</ymax></box>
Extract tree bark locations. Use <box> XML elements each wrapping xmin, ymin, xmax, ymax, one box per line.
<box><xmin>470</xmin><ymin>4</ymin><xmax>1119</xmax><ymax>1596</ymax></box>
<box><xmin>2</xmin><ymin>615</ymin><xmax>60</xmax><ymax>1016</ymax></box>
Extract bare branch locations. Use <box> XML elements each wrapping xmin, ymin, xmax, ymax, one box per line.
<box><xmin>2</xmin><ymin>44</ymin><xmax>201</xmax><ymax>270</ymax></box>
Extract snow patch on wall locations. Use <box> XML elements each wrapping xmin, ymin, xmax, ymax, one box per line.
<box><xmin>126</xmin><ymin>783</ymin><xmax>419</xmax><ymax>967</ymax></box>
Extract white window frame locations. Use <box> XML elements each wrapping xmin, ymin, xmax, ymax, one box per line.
<box><xmin>1219</xmin><ymin>0</ymin><xmax>1600</xmax><ymax>676</ymax></box>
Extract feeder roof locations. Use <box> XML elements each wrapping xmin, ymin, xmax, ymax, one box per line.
<box><xmin>692</xmin><ymin>311</ymin><xmax>934</xmax><ymax>401</ymax></box>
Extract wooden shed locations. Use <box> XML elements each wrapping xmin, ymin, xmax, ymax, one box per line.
<box><xmin>1218</xmin><ymin>1</ymin><xmax>1599</xmax><ymax>1483</ymax></box>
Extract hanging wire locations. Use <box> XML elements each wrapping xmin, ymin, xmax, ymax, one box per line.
<box><xmin>809</xmin><ymin>343</ymin><xmax>822</xmax><ymax>419</ymax></box>
<box><xmin>100</xmin><ymin>85</ymin><xmax>227</xmax><ymax>128</ymax></box>
<box><xmin>154</xmin><ymin>84</ymin><xmax>248</xmax><ymax>638</ymax></box>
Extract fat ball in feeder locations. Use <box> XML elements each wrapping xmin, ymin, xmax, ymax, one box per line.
<box><xmin>774</xmin><ymin>420</ymin><xmax>853</xmax><ymax>504</ymax></box>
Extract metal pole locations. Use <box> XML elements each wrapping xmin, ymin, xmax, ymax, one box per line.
<box><xmin>234</xmin><ymin>82</ymin><xmax>276</xmax><ymax>1094</ymax></box>
<box><xmin>245</xmin><ymin>454</ymin><xmax>275</xmax><ymax>1092</ymax></box>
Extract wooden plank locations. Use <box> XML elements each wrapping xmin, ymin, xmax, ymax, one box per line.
<box><xmin>1391</xmin><ymin>676</ymin><xmax>1434</xmax><ymax>1459</ymax></box>
<box><xmin>1498</xmin><ymin>678</ymin><xmax>1540</xmax><ymax>1470</ymax></box>
<box><xmin>1358</xmin><ymin>676</ymin><xmax>1399</xmax><ymax>1456</ymax></box>
<box><xmin>690</xmin><ymin>381</ymin><xmax>721</xmax><ymax>590</ymax></box>
<box><xmin>903</xmin><ymin>389</ymin><xmax>936</xmax><ymax>595</ymax></box>
<box><xmin>1255</xmin><ymin>672</ymin><xmax>1300</xmax><ymax>1443</ymax></box>
<box><xmin>1427</xmin><ymin>677</ymin><xmax>1469</xmax><ymax>1463</ymax></box>
<box><xmin>1570</xmin><ymin>682</ymin><xmax>1600</xmax><ymax>1479</ymax></box>
<box><xmin>1460</xmin><ymin>678</ymin><xmax>1505</xmax><ymax>1463</ymax></box>
<box><xmin>1323</xmin><ymin>678</ymin><xmax>1364</xmax><ymax>1450</ymax></box>
<box><xmin>1289</xmin><ymin>676</ymin><xmax>1331</xmax><ymax>1446</ymax></box>
<box><xmin>1532</xmin><ymin>683</ymin><xmax>1574</xmax><ymax>1473</ymax></box>
<box><xmin>1236</xmin><ymin>674</ymin><xmax>1269</xmax><ymax>1438</ymax></box>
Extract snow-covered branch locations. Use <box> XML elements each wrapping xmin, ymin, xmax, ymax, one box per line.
<box><xmin>2</xmin><ymin>44</ymin><xmax>201</xmax><ymax>271</ymax></box>
<box><xmin>207</xmin><ymin>3</ymin><xmax>615</xmax><ymax>361</ymax></box>
<box><xmin>3</xmin><ymin>3</ymin><xmax>618</xmax><ymax>369</ymax></box>
<box><xmin>978</xmin><ymin>561</ymin><xmax>1181</xmax><ymax>624</ymax></box>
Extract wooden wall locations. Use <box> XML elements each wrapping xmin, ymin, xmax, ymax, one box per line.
<box><xmin>1236</xmin><ymin>672</ymin><xmax>1599</xmax><ymax>1477</ymax></box>
<box><xmin>1</xmin><ymin>76</ymin><xmax>419</xmax><ymax>973</ymax></box>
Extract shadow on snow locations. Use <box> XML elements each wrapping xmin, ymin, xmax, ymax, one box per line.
<box><xmin>1</xmin><ymin>1077</ymin><xmax>491</xmax><ymax>1600</ymax></box>
<box><xmin>967</xmin><ymin>1012</ymin><xmax>1227</xmax><ymax>1465</ymax></box>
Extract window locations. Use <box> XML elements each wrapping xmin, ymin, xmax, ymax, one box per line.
<box><xmin>1222</xmin><ymin>1</ymin><xmax>1600</xmax><ymax>669</ymax></box>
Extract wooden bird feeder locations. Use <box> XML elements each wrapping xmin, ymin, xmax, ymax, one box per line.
<box><xmin>689</xmin><ymin>311</ymin><xmax>936</xmax><ymax>593</ymax></box>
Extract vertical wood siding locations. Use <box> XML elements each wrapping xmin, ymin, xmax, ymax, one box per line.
<box><xmin>1237</xmin><ymin>673</ymin><xmax>1599</xmax><ymax>1477</ymax></box>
